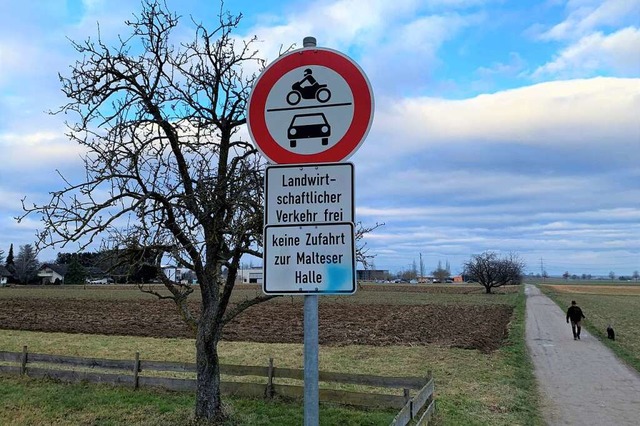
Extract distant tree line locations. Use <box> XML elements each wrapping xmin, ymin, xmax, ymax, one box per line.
<box><xmin>559</xmin><ymin>270</ymin><xmax>639</xmax><ymax>282</ymax></box>
<box><xmin>0</xmin><ymin>243</ymin><xmax>164</xmax><ymax>285</ymax></box>
<box><xmin>55</xmin><ymin>249</ymin><xmax>159</xmax><ymax>284</ymax></box>
<box><xmin>0</xmin><ymin>243</ymin><xmax>40</xmax><ymax>284</ymax></box>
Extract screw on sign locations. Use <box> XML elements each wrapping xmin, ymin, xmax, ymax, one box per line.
<box><xmin>247</xmin><ymin>47</ymin><xmax>374</xmax><ymax>164</ymax></box>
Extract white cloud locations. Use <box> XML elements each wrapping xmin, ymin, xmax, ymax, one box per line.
<box><xmin>533</xmin><ymin>27</ymin><xmax>640</xmax><ymax>78</ymax></box>
<box><xmin>239</xmin><ymin>0</ymin><xmax>482</xmax><ymax>96</ymax></box>
<box><xmin>539</xmin><ymin>0</ymin><xmax>640</xmax><ymax>41</ymax></box>
<box><xmin>367</xmin><ymin>77</ymin><xmax>639</xmax><ymax>153</ymax></box>
<box><xmin>2</xmin><ymin>131</ymin><xmax>86</xmax><ymax>171</ymax></box>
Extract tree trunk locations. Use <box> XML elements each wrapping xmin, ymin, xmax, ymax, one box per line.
<box><xmin>485</xmin><ymin>286</ymin><xmax>492</xmax><ymax>294</ymax></box>
<box><xmin>194</xmin><ymin>315</ymin><xmax>224</xmax><ymax>422</ymax></box>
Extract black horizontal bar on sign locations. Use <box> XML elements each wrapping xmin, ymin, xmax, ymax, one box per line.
<box><xmin>266</xmin><ymin>102</ymin><xmax>352</xmax><ymax>112</ymax></box>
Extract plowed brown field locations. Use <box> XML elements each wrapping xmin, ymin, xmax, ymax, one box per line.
<box><xmin>0</xmin><ymin>297</ymin><xmax>512</xmax><ymax>352</ymax></box>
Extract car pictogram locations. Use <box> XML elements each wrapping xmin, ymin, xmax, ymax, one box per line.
<box><xmin>287</xmin><ymin>113</ymin><xmax>331</xmax><ymax>148</ymax></box>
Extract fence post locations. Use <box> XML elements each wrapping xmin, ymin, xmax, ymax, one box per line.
<box><xmin>133</xmin><ymin>352</ymin><xmax>140</xmax><ymax>390</ymax></box>
<box><xmin>265</xmin><ymin>357</ymin><xmax>275</xmax><ymax>399</ymax></box>
<box><xmin>21</xmin><ymin>345</ymin><xmax>28</xmax><ymax>375</ymax></box>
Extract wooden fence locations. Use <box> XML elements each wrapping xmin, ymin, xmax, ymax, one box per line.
<box><xmin>0</xmin><ymin>346</ymin><xmax>435</xmax><ymax>425</ymax></box>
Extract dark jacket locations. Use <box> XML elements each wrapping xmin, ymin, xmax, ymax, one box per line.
<box><xmin>566</xmin><ymin>305</ymin><xmax>585</xmax><ymax>322</ymax></box>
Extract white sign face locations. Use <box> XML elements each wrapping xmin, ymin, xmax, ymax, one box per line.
<box><xmin>263</xmin><ymin>223</ymin><xmax>356</xmax><ymax>294</ymax></box>
<box><xmin>265</xmin><ymin>66</ymin><xmax>354</xmax><ymax>156</ymax></box>
<box><xmin>265</xmin><ymin>163</ymin><xmax>354</xmax><ymax>226</ymax></box>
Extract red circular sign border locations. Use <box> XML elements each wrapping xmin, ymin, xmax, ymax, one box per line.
<box><xmin>247</xmin><ymin>47</ymin><xmax>373</xmax><ymax>164</ymax></box>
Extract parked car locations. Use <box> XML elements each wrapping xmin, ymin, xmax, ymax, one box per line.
<box><xmin>88</xmin><ymin>278</ymin><xmax>113</xmax><ymax>284</ymax></box>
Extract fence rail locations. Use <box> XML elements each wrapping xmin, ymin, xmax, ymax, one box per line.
<box><xmin>0</xmin><ymin>346</ymin><xmax>435</xmax><ymax>424</ymax></box>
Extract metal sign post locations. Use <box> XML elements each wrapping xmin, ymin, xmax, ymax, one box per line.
<box><xmin>302</xmin><ymin>34</ymin><xmax>320</xmax><ymax>426</ymax></box>
<box><xmin>304</xmin><ymin>293</ymin><xmax>319</xmax><ymax>426</ymax></box>
<box><xmin>247</xmin><ymin>32</ymin><xmax>373</xmax><ymax>426</ymax></box>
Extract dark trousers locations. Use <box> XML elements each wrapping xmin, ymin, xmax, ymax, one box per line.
<box><xmin>571</xmin><ymin>320</ymin><xmax>582</xmax><ymax>338</ymax></box>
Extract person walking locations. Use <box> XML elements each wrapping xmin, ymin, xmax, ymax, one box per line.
<box><xmin>566</xmin><ymin>300</ymin><xmax>586</xmax><ymax>340</ymax></box>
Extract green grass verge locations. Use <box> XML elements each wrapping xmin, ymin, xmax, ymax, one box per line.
<box><xmin>539</xmin><ymin>285</ymin><xmax>640</xmax><ymax>373</ymax></box>
<box><xmin>432</xmin><ymin>288</ymin><xmax>543</xmax><ymax>426</ymax></box>
<box><xmin>0</xmin><ymin>375</ymin><xmax>393</xmax><ymax>426</ymax></box>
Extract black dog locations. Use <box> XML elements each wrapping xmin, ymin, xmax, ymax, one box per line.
<box><xmin>607</xmin><ymin>326</ymin><xmax>616</xmax><ymax>341</ymax></box>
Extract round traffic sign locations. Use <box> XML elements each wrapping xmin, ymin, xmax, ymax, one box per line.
<box><xmin>247</xmin><ymin>47</ymin><xmax>374</xmax><ymax>164</ymax></box>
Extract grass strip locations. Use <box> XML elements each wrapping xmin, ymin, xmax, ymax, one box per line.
<box><xmin>539</xmin><ymin>285</ymin><xmax>640</xmax><ymax>373</ymax></box>
<box><xmin>0</xmin><ymin>374</ymin><xmax>394</xmax><ymax>425</ymax></box>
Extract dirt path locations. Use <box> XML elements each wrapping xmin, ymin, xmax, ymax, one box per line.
<box><xmin>525</xmin><ymin>285</ymin><xmax>640</xmax><ymax>425</ymax></box>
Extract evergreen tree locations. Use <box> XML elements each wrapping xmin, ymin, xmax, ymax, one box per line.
<box><xmin>14</xmin><ymin>244</ymin><xmax>40</xmax><ymax>284</ymax></box>
<box><xmin>6</xmin><ymin>244</ymin><xmax>15</xmax><ymax>268</ymax></box>
<box><xmin>5</xmin><ymin>244</ymin><xmax>16</xmax><ymax>278</ymax></box>
<box><xmin>65</xmin><ymin>256</ymin><xmax>87</xmax><ymax>285</ymax></box>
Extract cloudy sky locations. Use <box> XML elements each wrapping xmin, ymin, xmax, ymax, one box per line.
<box><xmin>1</xmin><ymin>0</ymin><xmax>639</xmax><ymax>277</ymax></box>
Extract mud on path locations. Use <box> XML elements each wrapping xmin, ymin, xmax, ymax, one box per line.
<box><xmin>0</xmin><ymin>298</ymin><xmax>512</xmax><ymax>352</ymax></box>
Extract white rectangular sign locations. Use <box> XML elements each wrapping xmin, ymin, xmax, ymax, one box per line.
<box><xmin>265</xmin><ymin>163</ymin><xmax>354</xmax><ymax>226</ymax></box>
<box><xmin>263</xmin><ymin>222</ymin><xmax>356</xmax><ymax>295</ymax></box>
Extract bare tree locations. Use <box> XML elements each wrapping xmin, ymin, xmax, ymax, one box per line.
<box><xmin>19</xmin><ymin>1</ymin><xmax>272</xmax><ymax>421</ymax></box>
<box><xmin>354</xmin><ymin>221</ymin><xmax>384</xmax><ymax>269</ymax></box>
<box><xmin>19</xmin><ymin>1</ymin><xmax>381</xmax><ymax>420</ymax></box>
<box><xmin>432</xmin><ymin>260</ymin><xmax>450</xmax><ymax>282</ymax></box>
<box><xmin>633</xmin><ymin>270</ymin><xmax>639</xmax><ymax>282</ymax></box>
<box><xmin>463</xmin><ymin>251</ymin><xmax>525</xmax><ymax>294</ymax></box>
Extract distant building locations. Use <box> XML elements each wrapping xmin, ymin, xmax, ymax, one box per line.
<box><xmin>37</xmin><ymin>263</ymin><xmax>68</xmax><ymax>284</ymax></box>
<box><xmin>237</xmin><ymin>268</ymin><xmax>263</xmax><ymax>284</ymax></box>
<box><xmin>0</xmin><ymin>265</ymin><xmax>12</xmax><ymax>285</ymax></box>
<box><xmin>37</xmin><ymin>263</ymin><xmax>107</xmax><ymax>285</ymax></box>
<box><xmin>234</xmin><ymin>268</ymin><xmax>389</xmax><ymax>284</ymax></box>
<box><xmin>161</xmin><ymin>265</ymin><xmax>196</xmax><ymax>284</ymax></box>
<box><xmin>356</xmin><ymin>269</ymin><xmax>389</xmax><ymax>281</ymax></box>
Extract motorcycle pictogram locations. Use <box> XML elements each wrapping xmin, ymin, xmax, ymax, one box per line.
<box><xmin>286</xmin><ymin>68</ymin><xmax>331</xmax><ymax>105</ymax></box>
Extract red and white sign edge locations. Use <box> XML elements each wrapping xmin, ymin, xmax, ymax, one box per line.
<box><xmin>247</xmin><ymin>47</ymin><xmax>374</xmax><ymax>164</ymax></box>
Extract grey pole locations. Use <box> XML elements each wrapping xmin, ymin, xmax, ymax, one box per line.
<box><xmin>303</xmin><ymin>35</ymin><xmax>320</xmax><ymax>426</ymax></box>
<box><xmin>304</xmin><ymin>294</ymin><xmax>319</xmax><ymax>425</ymax></box>
<box><xmin>303</xmin><ymin>36</ymin><xmax>317</xmax><ymax>48</ymax></box>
